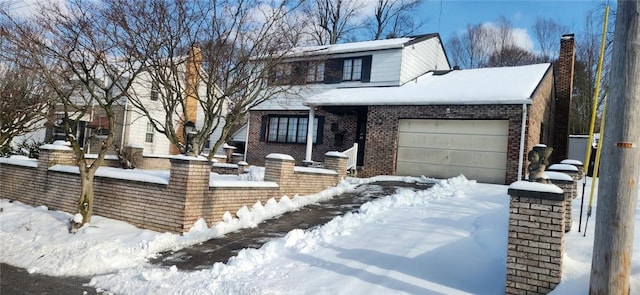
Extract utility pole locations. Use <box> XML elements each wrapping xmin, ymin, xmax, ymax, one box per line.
<box><xmin>589</xmin><ymin>1</ymin><xmax>640</xmax><ymax>294</ymax></box>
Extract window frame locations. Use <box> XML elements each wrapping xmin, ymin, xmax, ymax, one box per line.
<box><xmin>306</xmin><ymin>62</ymin><xmax>325</xmax><ymax>83</ymax></box>
<box><xmin>150</xmin><ymin>82</ymin><xmax>159</xmax><ymax>101</ymax></box>
<box><xmin>342</xmin><ymin>58</ymin><xmax>363</xmax><ymax>81</ymax></box>
<box><xmin>145</xmin><ymin>122</ymin><xmax>154</xmax><ymax>143</ymax></box>
<box><xmin>266</xmin><ymin>115</ymin><xmax>320</xmax><ymax>144</ymax></box>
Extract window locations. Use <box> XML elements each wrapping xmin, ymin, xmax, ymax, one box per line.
<box><xmin>270</xmin><ymin>63</ymin><xmax>292</xmax><ymax>85</ymax></box>
<box><xmin>145</xmin><ymin>123</ymin><xmax>154</xmax><ymax>143</ymax></box>
<box><xmin>307</xmin><ymin>62</ymin><xmax>325</xmax><ymax>83</ymax></box>
<box><xmin>267</xmin><ymin>116</ymin><xmax>318</xmax><ymax>144</ymax></box>
<box><xmin>150</xmin><ymin>82</ymin><xmax>159</xmax><ymax>101</ymax></box>
<box><xmin>342</xmin><ymin>58</ymin><xmax>362</xmax><ymax>81</ymax></box>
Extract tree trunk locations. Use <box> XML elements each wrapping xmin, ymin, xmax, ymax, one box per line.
<box><xmin>589</xmin><ymin>1</ymin><xmax>640</xmax><ymax>294</ymax></box>
<box><xmin>78</xmin><ymin>172</ymin><xmax>95</xmax><ymax>225</ymax></box>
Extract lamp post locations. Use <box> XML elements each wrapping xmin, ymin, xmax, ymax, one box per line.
<box><xmin>183</xmin><ymin>121</ymin><xmax>197</xmax><ymax>156</ymax></box>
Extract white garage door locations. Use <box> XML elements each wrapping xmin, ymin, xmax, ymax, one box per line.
<box><xmin>396</xmin><ymin>119</ymin><xmax>509</xmax><ymax>184</ymax></box>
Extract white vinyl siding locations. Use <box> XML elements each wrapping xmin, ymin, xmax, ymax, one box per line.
<box><xmin>368</xmin><ymin>50</ymin><xmax>403</xmax><ymax>86</ymax></box>
<box><xmin>396</xmin><ymin>119</ymin><xmax>509</xmax><ymax>184</ymax></box>
<box><xmin>400</xmin><ymin>38</ymin><xmax>451</xmax><ymax>84</ymax></box>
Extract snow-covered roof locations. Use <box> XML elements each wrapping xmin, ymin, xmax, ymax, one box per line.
<box><xmin>279</xmin><ymin>34</ymin><xmax>438</xmax><ymax>59</ymax></box>
<box><xmin>305</xmin><ymin>63</ymin><xmax>551</xmax><ymax>106</ymax></box>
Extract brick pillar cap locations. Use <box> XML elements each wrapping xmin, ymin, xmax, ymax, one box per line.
<box><xmin>561</xmin><ymin>159</ymin><xmax>583</xmax><ymax>166</ymax></box>
<box><xmin>509</xmin><ymin>180</ymin><xmax>563</xmax><ymax>194</ymax></box>
<box><xmin>545</xmin><ymin>171</ymin><xmax>574</xmax><ymax>182</ymax></box>
<box><xmin>548</xmin><ymin>164</ymin><xmax>579</xmax><ymax>172</ymax></box>
<box><xmin>266</xmin><ymin>153</ymin><xmax>294</xmax><ymax>161</ymax></box>
<box><xmin>324</xmin><ymin>151</ymin><xmax>348</xmax><ymax>158</ymax></box>
<box><xmin>170</xmin><ymin>155</ymin><xmax>209</xmax><ymax>162</ymax></box>
<box><xmin>40</xmin><ymin>141</ymin><xmax>72</xmax><ymax>151</ymax></box>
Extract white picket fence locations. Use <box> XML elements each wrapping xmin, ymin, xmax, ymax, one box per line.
<box><xmin>342</xmin><ymin>143</ymin><xmax>358</xmax><ymax>171</ymax></box>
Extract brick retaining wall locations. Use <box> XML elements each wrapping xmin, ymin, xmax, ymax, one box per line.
<box><xmin>0</xmin><ymin>148</ymin><xmax>347</xmax><ymax>233</ymax></box>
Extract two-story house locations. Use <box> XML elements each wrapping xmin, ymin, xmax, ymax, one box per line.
<box><xmin>44</xmin><ymin>47</ymin><xmax>227</xmax><ymax>157</ymax></box>
<box><xmin>246</xmin><ymin>33</ymin><xmax>576</xmax><ymax>184</ymax></box>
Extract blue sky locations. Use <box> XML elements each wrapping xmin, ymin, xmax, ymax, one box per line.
<box><xmin>419</xmin><ymin>0</ymin><xmax>609</xmax><ymax>46</ymax></box>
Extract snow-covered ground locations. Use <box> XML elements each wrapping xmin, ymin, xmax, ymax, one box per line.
<box><xmin>1</xmin><ymin>175</ymin><xmax>640</xmax><ymax>294</ymax></box>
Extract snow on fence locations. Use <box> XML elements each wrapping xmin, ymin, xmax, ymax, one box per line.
<box><xmin>0</xmin><ymin>145</ymin><xmax>349</xmax><ymax>233</ymax></box>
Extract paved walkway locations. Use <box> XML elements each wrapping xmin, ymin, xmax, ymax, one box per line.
<box><xmin>0</xmin><ymin>263</ymin><xmax>96</xmax><ymax>295</ymax></box>
<box><xmin>1</xmin><ymin>181</ymin><xmax>432</xmax><ymax>293</ymax></box>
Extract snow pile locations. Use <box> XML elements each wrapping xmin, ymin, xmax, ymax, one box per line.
<box><xmin>88</xmin><ymin>176</ymin><xmax>476</xmax><ymax>294</ymax></box>
<box><xmin>0</xmin><ymin>178</ymin><xmax>359</xmax><ymax>277</ymax></box>
<box><xmin>3</xmin><ymin>175</ymin><xmax>640</xmax><ymax>294</ymax></box>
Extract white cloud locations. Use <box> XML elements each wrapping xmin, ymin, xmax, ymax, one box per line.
<box><xmin>511</xmin><ymin>27</ymin><xmax>535</xmax><ymax>51</ymax></box>
<box><xmin>481</xmin><ymin>21</ymin><xmax>535</xmax><ymax>52</ymax></box>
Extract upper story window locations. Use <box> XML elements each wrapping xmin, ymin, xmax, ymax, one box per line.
<box><xmin>150</xmin><ymin>82</ymin><xmax>159</xmax><ymax>101</ymax></box>
<box><xmin>269</xmin><ymin>55</ymin><xmax>371</xmax><ymax>85</ymax></box>
<box><xmin>323</xmin><ymin>55</ymin><xmax>372</xmax><ymax>84</ymax></box>
<box><xmin>342</xmin><ymin>58</ymin><xmax>363</xmax><ymax>81</ymax></box>
<box><xmin>145</xmin><ymin>122</ymin><xmax>154</xmax><ymax>143</ymax></box>
<box><xmin>272</xmin><ymin>63</ymin><xmax>292</xmax><ymax>85</ymax></box>
<box><xmin>307</xmin><ymin>62</ymin><xmax>325</xmax><ymax>83</ymax></box>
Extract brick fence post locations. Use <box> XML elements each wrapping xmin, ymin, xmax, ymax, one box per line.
<box><xmin>264</xmin><ymin>153</ymin><xmax>295</xmax><ymax>188</ymax></box>
<box><xmin>506</xmin><ymin>181</ymin><xmax>566</xmax><ymax>295</ymax></box>
<box><xmin>547</xmin><ymin>164</ymin><xmax>579</xmax><ymax>181</ymax></box>
<box><xmin>545</xmin><ymin>172</ymin><xmax>577</xmax><ymax>232</ymax></box>
<box><xmin>324</xmin><ymin>151</ymin><xmax>348</xmax><ymax>177</ymax></box>
<box><xmin>560</xmin><ymin>159</ymin><xmax>584</xmax><ymax>180</ymax></box>
<box><xmin>169</xmin><ymin>156</ymin><xmax>212</xmax><ymax>233</ymax></box>
<box><xmin>37</xmin><ymin>142</ymin><xmax>76</xmax><ymax>205</ymax></box>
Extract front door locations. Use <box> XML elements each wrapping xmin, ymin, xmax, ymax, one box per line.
<box><xmin>355</xmin><ymin>109</ymin><xmax>367</xmax><ymax>167</ymax></box>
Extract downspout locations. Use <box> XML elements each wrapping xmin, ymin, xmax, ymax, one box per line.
<box><xmin>517</xmin><ymin>103</ymin><xmax>528</xmax><ymax>181</ymax></box>
<box><xmin>305</xmin><ymin>106</ymin><xmax>315</xmax><ymax>163</ymax></box>
<box><xmin>243</xmin><ymin>116</ymin><xmax>250</xmax><ymax>162</ymax></box>
<box><xmin>120</xmin><ymin>98</ymin><xmax>127</xmax><ymax>150</ymax></box>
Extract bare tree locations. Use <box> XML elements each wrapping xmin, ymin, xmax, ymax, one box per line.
<box><xmin>0</xmin><ymin>62</ymin><xmax>51</xmax><ymax>155</ymax></box>
<box><xmin>446</xmin><ymin>23</ymin><xmax>494</xmax><ymax>69</ymax></box>
<box><xmin>304</xmin><ymin>0</ymin><xmax>365</xmax><ymax>45</ymax></box>
<box><xmin>486</xmin><ymin>45</ymin><xmax>538</xmax><ymax>67</ymax></box>
<box><xmin>367</xmin><ymin>0</ymin><xmax>423</xmax><ymax>40</ymax></box>
<box><xmin>119</xmin><ymin>0</ymin><xmax>306</xmax><ymax>159</ymax></box>
<box><xmin>570</xmin><ymin>4</ymin><xmax>615</xmax><ymax>135</ymax></box>
<box><xmin>0</xmin><ymin>0</ymin><xmax>148</xmax><ymax>229</ymax></box>
<box><xmin>447</xmin><ymin>16</ymin><xmax>546</xmax><ymax>69</ymax></box>
<box><xmin>533</xmin><ymin>17</ymin><xmax>569</xmax><ymax>62</ymax></box>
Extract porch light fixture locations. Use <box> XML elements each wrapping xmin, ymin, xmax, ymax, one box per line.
<box><xmin>183</xmin><ymin>121</ymin><xmax>197</xmax><ymax>156</ymax></box>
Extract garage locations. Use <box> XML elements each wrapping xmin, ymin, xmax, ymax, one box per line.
<box><xmin>396</xmin><ymin>119</ymin><xmax>509</xmax><ymax>184</ymax></box>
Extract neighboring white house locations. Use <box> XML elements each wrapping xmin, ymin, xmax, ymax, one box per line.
<box><xmin>120</xmin><ymin>69</ymin><xmax>228</xmax><ymax>156</ymax></box>
<box><xmin>22</xmin><ymin>50</ymin><xmax>229</xmax><ymax>157</ymax></box>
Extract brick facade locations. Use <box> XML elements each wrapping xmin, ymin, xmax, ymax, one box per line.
<box><xmin>247</xmin><ymin>109</ymin><xmax>358</xmax><ymax>166</ymax></box>
<box><xmin>247</xmin><ymin>69</ymin><xmax>556</xmax><ymax>184</ymax></box>
<box><xmin>1</xmin><ymin>148</ymin><xmax>347</xmax><ymax>233</ymax></box>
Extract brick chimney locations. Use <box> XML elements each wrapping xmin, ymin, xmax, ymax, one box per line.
<box><xmin>170</xmin><ymin>46</ymin><xmax>202</xmax><ymax>155</ymax></box>
<box><xmin>552</xmin><ymin>34</ymin><xmax>576</xmax><ymax>163</ymax></box>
